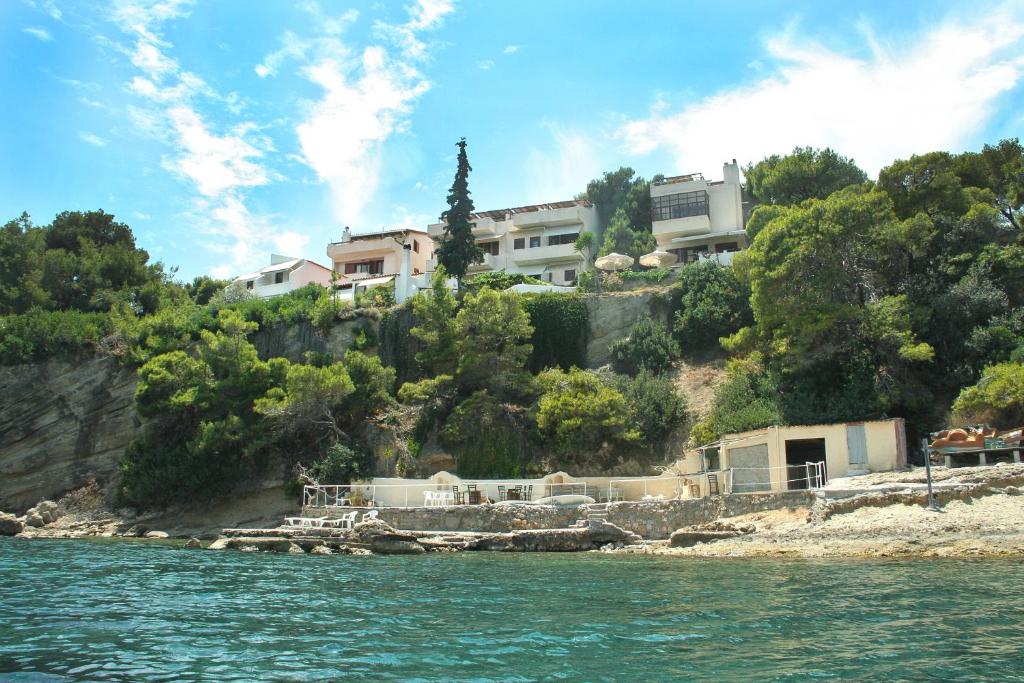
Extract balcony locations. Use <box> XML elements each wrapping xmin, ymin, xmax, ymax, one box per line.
<box><xmin>652</xmin><ymin>214</ymin><xmax>712</xmax><ymax>240</ymax></box>
<box><xmin>512</xmin><ymin>206</ymin><xmax>586</xmax><ymax>230</ymax></box>
<box><xmin>512</xmin><ymin>242</ymin><xmax>580</xmax><ymax>266</ymax></box>
<box><xmin>468</xmin><ymin>252</ymin><xmax>499</xmax><ymax>272</ymax></box>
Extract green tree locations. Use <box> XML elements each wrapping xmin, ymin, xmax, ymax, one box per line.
<box><xmin>744</xmin><ymin>147</ymin><xmax>867</xmax><ymax>205</ymax></box>
<box><xmin>610</xmin><ymin>318</ymin><xmax>679</xmax><ymax>375</ymax></box>
<box><xmin>598</xmin><ymin>207</ymin><xmax>656</xmax><ymax>258</ymax></box>
<box><xmin>952</xmin><ymin>361</ymin><xmax>1024</xmax><ymax>426</ymax></box>
<box><xmin>536</xmin><ymin>368</ymin><xmax>639</xmax><ymax>463</ymax></box>
<box><xmin>579</xmin><ymin>167</ymin><xmax>656</xmax><ymax>234</ymax></box>
<box><xmin>672</xmin><ymin>261</ymin><xmax>752</xmax><ymax>354</ymax></box>
<box><xmin>436</xmin><ymin>138</ymin><xmax>483</xmax><ymax>285</ymax></box>
<box><xmin>255</xmin><ymin>362</ymin><xmax>356</xmax><ymax>441</ymax></box>
<box><xmin>616</xmin><ymin>369</ymin><xmax>687</xmax><ymax>446</ymax></box>
<box><xmin>453</xmin><ymin>286</ymin><xmax>533</xmax><ymax>394</ymax></box>
<box><xmin>409</xmin><ymin>266</ymin><xmax>459</xmax><ymax>376</ymax></box>
<box><xmin>186</xmin><ymin>275</ymin><xmax>229</xmax><ymax>305</ymax></box>
<box><xmin>0</xmin><ymin>213</ymin><xmax>49</xmax><ymax>314</ymax></box>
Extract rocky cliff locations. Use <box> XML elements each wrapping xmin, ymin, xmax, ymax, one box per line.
<box><xmin>0</xmin><ymin>357</ymin><xmax>139</xmax><ymax>513</ymax></box>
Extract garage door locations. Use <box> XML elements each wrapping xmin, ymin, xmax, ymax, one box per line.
<box><xmin>729</xmin><ymin>444</ymin><xmax>771</xmax><ymax>492</ymax></box>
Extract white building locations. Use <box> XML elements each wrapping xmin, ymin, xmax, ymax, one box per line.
<box><xmin>231</xmin><ymin>254</ymin><xmax>333</xmax><ymax>299</ymax></box>
<box><xmin>326</xmin><ymin>227</ymin><xmax>434</xmax><ymax>301</ymax></box>
<box><xmin>427</xmin><ymin>200</ymin><xmax>599</xmax><ymax>286</ymax></box>
<box><xmin>651</xmin><ymin>160</ymin><xmax>747</xmax><ymax>266</ymax></box>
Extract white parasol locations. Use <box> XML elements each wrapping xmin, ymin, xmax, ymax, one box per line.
<box><xmin>594</xmin><ymin>252</ymin><xmax>634</xmax><ymax>271</ymax></box>
<box><xmin>639</xmin><ymin>250</ymin><xmax>677</xmax><ymax>268</ymax></box>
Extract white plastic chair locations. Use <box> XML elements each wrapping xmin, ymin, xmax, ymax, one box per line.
<box><xmin>361</xmin><ymin>510</ymin><xmax>379</xmax><ymax>523</ymax></box>
<box><xmin>423</xmin><ymin>491</ymin><xmax>436</xmax><ymax>507</ymax></box>
<box><xmin>338</xmin><ymin>511</ymin><xmax>358</xmax><ymax>530</ymax></box>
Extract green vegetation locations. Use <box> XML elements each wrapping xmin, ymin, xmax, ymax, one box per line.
<box><xmin>463</xmin><ymin>270</ymin><xmax>545</xmax><ymax>293</ymax></box>
<box><xmin>522</xmin><ymin>294</ymin><xmax>589</xmax><ymax>372</ymax></box>
<box><xmin>610</xmin><ymin>318</ymin><xmax>679</xmax><ymax>375</ymax></box>
<box><xmin>671</xmin><ymin>262</ymin><xmax>752</xmax><ymax>354</ymax></box>
<box><xmin>952</xmin><ymin>361</ymin><xmax>1024</xmax><ymax>427</ymax></box>
<box><xmin>579</xmin><ymin>167</ymin><xmax>661</xmax><ymax>258</ymax></box>
<box><xmin>435</xmin><ymin>138</ymin><xmax>483</xmax><ymax>285</ymax></box>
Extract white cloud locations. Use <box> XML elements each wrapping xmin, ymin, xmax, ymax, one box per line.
<box><xmin>110</xmin><ymin>0</ymin><xmax>285</xmax><ymax>276</ymax></box>
<box><xmin>374</xmin><ymin>0</ymin><xmax>454</xmax><ymax>59</ymax></box>
<box><xmin>503</xmin><ymin>44</ymin><xmax>519</xmax><ymax>54</ymax></box>
<box><xmin>25</xmin><ymin>0</ymin><xmax>62</xmax><ymax>20</ymax></box>
<box><xmin>618</xmin><ymin>8</ymin><xmax>1024</xmax><ymax>177</ymax></box>
<box><xmin>23</xmin><ymin>27</ymin><xmax>53</xmax><ymax>42</ymax></box>
<box><xmin>133</xmin><ymin>211</ymin><xmax>151</xmax><ymax>220</ymax></box>
<box><xmin>79</xmin><ymin>96</ymin><xmax>104</xmax><ymax>108</ymax></box>
<box><xmin>523</xmin><ymin>125</ymin><xmax>603</xmax><ymax>203</ymax></box>
<box><xmin>295</xmin><ymin>1</ymin><xmax>453</xmax><ymax>223</ymax></box>
<box><xmin>477</xmin><ymin>59</ymin><xmax>494</xmax><ymax>70</ymax></box>
<box><xmin>79</xmin><ymin>131</ymin><xmax>108</xmax><ymax>147</ymax></box>
<box><xmin>254</xmin><ymin>30</ymin><xmax>309</xmax><ymax>78</ymax></box>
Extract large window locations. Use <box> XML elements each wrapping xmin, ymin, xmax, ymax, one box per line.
<box><xmin>652</xmin><ymin>190</ymin><xmax>709</xmax><ymax>221</ymax></box>
<box><xmin>529</xmin><ymin>236</ymin><xmax>541</xmax><ymax>248</ymax></box>
<box><xmin>513</xmin><ymin>237</ymin><xmax>525</xmax><ymax>250</ymax></box>
<box><xmin>667</xmin><ymin>246</ymin><xmax>708</xmax><ymax>264</ymax></box>
<box><xmin>547</xmin><ymin>232</ymin><xmax>579</xmax><ymax>246</ymax></box>
<box><xmin>274</xmin><ymin>271</ymin><xmax>286</xmax><ymax>284</ymax></box>
<box><xmin>564</xmin><ymin>269</ymin><xmax>577</xmax><ymax>283</ymax></box>
<box><xmin>480</xmin><ymin>240</ymin><xmax>499</xmax><ymax>256</ymax></box>
<box><xmin>344</xmin><ymin>259</ymin><xmax>384</xmax><ymax>275</ymax></box>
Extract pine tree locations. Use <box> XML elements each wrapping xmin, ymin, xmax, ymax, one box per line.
<box><xmin>436</xmin><ymin>138</ymin><xmax>483</xmax><ymax>286</ymax></box>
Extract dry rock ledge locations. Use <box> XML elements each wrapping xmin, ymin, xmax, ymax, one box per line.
<box><xmin>4</xmin><ymin>464</ymin><xmax>1024</xmax><ymax>558</ymax></box>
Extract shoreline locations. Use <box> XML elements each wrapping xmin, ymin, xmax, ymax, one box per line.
<box><xmin>5</xmin><ymin>463</ymin><xmax>1024</xmax><ymax>559</ymax></box>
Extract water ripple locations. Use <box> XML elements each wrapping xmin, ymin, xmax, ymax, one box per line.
<box><xmin>2</xmin><ymin>539</ymin><xmax>1024</xmax><ymax>681</ymax></box>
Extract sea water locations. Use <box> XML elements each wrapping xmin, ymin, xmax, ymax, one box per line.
<box><xmin>1</xmin><ymin>538</ymin><xmax>1022</xmax><ymax>681</ymax></box>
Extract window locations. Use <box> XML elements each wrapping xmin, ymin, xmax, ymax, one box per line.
<box><xmin>529</xmin><ymin>236</ymin><xmax>541</xmax><ymax>248</ymax></box>
<box><xmin>715</xmin><ymin>242</ymin><xmax>739</xmax><ymax>253</ymax></box>
<box><xmin>245</xmin><ymin>280</ymin><xmax>253</xmax><ymax>290</ymax></box>
<box><xmin>564</xmin><ymin>269</ymin><xmax>576</xmax><ymax>283</ymax></box>
<box><xmin>668</xmin><ymin>246</ymin><xmax>708</xmax><ymax>264</ymax></box>
<box><xmin>480</xmin><ymin>240</ymin><xmax>499</xmax><ymax>256</ymax></box>
<box><xmin>274</xmin><ymin>271</ymin><xmax>285</xmax><ymax>284</ymax></box>
<box><xmin>344</xmin><ymin>260</ymin><xmax>384</xmax><ymax>275</ymax></box>
<box><xmin>652</xmin><ymin>190</ymin><xmax>709</xmax><ymax>221</ymax></box>
<box><xmin>547</xmin><ymin>232</ymin><xmax>579</xmax><ymax>246</ymax></box>
<box><xmin>514</xmin><ymin>237</ymin><xmax>525</xmax><ymax>250</ymax></box>
<box><xmin>413</xmin><ymin>239</ymin><xmax>420</xmax><ymax>253</ymax></box>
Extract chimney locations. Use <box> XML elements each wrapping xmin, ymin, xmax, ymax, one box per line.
<box><xmin>723</xmin><ymin>159</ymin><xmax>741</xmax><ymax>186</ymax></box>
<box><xmin>341</xmin><ymin>226</ymin><xmax>352</xmax><ymax>243</ymax></box>
<box><xmin>396</xmin><ymin>242</ymin><xmax>413</xmax><ymax>304</ymax></box>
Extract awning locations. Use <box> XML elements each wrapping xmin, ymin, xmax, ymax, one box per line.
<box><xmin>669</xmin><ymin>230</ymin><xmax>747</xmax><ymax>245</ymax></box>
<box><xmin>354</xmin><ymin>275</ymin><xmax>395</xmax><ymax>288</ymax></box>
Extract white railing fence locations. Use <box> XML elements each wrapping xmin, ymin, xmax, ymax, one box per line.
<box><xmin>727</xmin><ymin>461</ymin><xmax>828</xmax><ymax>493</ymax></box>
<box><xmin>302</xmin><ymin>463</ymin><xmax>828</xmax><ymax>508</ymax></box>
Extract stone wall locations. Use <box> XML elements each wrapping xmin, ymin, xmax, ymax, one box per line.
<box><xmin>306</xmin><ymin>490</ymin><xmax>815</xmax><ymax>540</ymax></box>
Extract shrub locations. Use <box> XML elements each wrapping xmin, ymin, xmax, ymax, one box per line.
<box><xmin>616</xmin><ymin>369</ymin><xmax>687</xmax><ymax>445</ymax></box>
<box><xmin>952</xmin><ymin>361</ymin><xmax>1024</xmax><ymax>426</ymax></box>
<box><xmin>535</xmin><ymin>368</ymin><xmax>638</xmax><ymax>461</ymax></box>
<box><xmin>672</xmin><ymin>261</ymin><xmax>752</xmax><ymax>354</ymax></box>
<box><xmin>463</xmin><ymin>270</ymin><xmax>545</xmax><ymax>293</ymax></box>
<box><xmin>439</xmin><ymin>390</ymin><xmax>533</xmax><ymax>478</ymax></box>
<box><xmin>306</xmin><ymin>442</ymin><xmax>374</xmax><ymax>485</ymax></box>
<box><xmin>355</xmin><ymin>285</ymin><xmax>395</xmax><ymax>309</ymax></box>
<box><xmin>522</xmin><ymin>294</ymin><xmax>589</xmax><ymax>372</ymax></box>
<box><xmin>609</xmin><ymin>318</ymin><xmax>679</xmax><ymax>375</ymax></box>
<box><xmin>0</xmin><ymin>308</ymin><xmax>113</xmax><ymax>364</ymax></box>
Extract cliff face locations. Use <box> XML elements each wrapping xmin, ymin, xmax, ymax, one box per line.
<box><xmin>584</xmin><ymin>291</ymin><xmax>670</xmax><ymax>367</ymax></box>
<box><xmin>0</xmin><ymin>357</ymin><xmax>139</xmax><ymax>513</ymax></box>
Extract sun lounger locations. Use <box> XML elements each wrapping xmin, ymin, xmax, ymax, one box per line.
<box><xmin>284</xmin><ymin>516</ymin><xmax>328</xmax><ymax>528</ymax></box>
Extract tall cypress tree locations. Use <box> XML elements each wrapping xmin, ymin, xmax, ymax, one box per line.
<box><xmin>437</xmin><ymin>137</ymin><xmax>483</xmax><ymax>286</ymax></box>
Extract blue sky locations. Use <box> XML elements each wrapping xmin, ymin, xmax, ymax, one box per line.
<box><xmin>2</xmin><ymin>0</ymin><xmax>1023</xmax><ymax>280</ymax></box>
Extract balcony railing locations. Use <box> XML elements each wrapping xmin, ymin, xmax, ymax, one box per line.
<box><xmin>512</xmin><ymin>242</ymin><xmax>580</xmax><ymax>265</ymax></box>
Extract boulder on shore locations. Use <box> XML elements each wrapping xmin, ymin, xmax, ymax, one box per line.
<box><xmin>669</xmin><ymin>521</ymin><xmax>755</xmax><ymax>548</ymax></box>
<box><xmin>24</xmin><ymin>500</ymin><xmax>62</xmax><ymax>528</ymax></box>
<box><xmin>183</xmin><ymin>537</ymin><xmax>202</xmax><ymax>549</ymax></box>
<box><xmin>0</xmin><ymin>512</ymin><xmax>23</xmax><ymax>536</ymax></box>
<box><xmin>144</xmin><ymin>530</ymin><xmax>169</xmax><ymax>539</ymax></box>
<box><xmin>349</xmin><ymin>518</ymin><xmax>426</xmax><ymax>555</ymax></box>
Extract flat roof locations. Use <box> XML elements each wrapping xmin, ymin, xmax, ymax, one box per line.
<box><xmin>469</xmin><ymin>198</ymin><xmax>593</xmax><ymax>222</ymax></box>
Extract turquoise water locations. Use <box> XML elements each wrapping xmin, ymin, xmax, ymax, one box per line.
<box><xmin>1</xmin><ymin>539</ymin><xmax>1023</xmax><ymax>681</ymax></box>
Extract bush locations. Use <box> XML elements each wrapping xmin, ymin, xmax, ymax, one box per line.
<box><xmin>439</xmin><ymin>390</ymin><xmax>533</xmax><ymax>478</ymax></box>
<box><xmin>0</xmin><ymin>308</ymin><xmax>113</xmax><ymax>364</ymax></box>
<box><xmin>952</xmin><ymin>361</ymin><xmax>1024</xmax><ymax>426</ymax></box>
<box><xmin>463</xmin><ymin>270</ymin><xmax>545</xmax><ymax>293</ymax></box>
<box><xmin>609</xmin><ymin>318</ymin><xmax>679</xmax><ymax>375</ymax></box>
<box><xmin>672</xmin><ymin>262</ymin><xmax>752</xmax><ymax>354</ymax></box>
<box><xmin>306</xmin><ymin>442</ymin><xmax>374</xmax><ymax>485</ymax></box>
<box><xmin>522</xmin><ymin>294</ymin><xmax>589</xmax><ymax>372</ymax></box>
<box><xmin>355</xmin><ymin>285</ymin><xmax>395</xmax><ymax>309</ymax></box>
<box><xmin>535</xmin><ymin>368</ymin><xmax>638</xmax><ymax>464</ymax></box>
<box><xmin>616</xmin><ymin>369</ymin><xmax>687</xmax><ymax>445</ymax></box>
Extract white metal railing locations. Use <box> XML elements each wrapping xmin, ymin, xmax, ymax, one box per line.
<box><xmin>303</xmin><ymin>481</ymin><xmax>593</xmax><ymax>509</ymax></box>
<box><xmin>727</xmin><ymin>461</ymin><xmax>828</xmax><ymax>493</ymax></box>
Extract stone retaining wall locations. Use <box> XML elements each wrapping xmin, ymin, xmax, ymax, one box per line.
<box><xmin>304</xmin><ymin>490</ymin><xmax>815</xmax><ymax>540</ymax></box>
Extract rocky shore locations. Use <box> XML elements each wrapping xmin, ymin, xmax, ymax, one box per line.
<box><xmin>4</xmin><ymin>464</ymin><xmax>1024</xmax><ymax>559</ymax></box>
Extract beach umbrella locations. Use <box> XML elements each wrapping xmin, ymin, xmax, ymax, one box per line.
<box><xmin>594</xmin><ymin>252</ymin><xmax>634</xmax><ymax>271</ymax></box>
<box><xmin>639</xmin><ymin>250</ymin><xmax>676</xmax><ymax>268</ymax></box>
